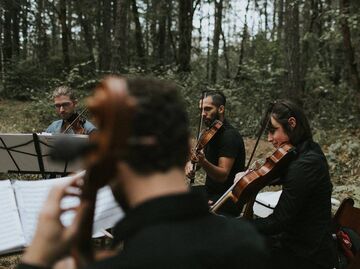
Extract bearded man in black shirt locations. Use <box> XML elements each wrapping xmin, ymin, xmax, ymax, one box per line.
<box><xmin>186</xmin><ymin>91</ymin><xmax>246</xmax><ymax>210</ymax></box>
<box><xmin>18</xmin><ymin>78</ymin><xmax>266</xmax><ymax>269</ymax></box>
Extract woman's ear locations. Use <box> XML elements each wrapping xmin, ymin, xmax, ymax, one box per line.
<box><xmin>288</xmin><ymin>117</ymin><xmax>296</xmax><ymax>129</ymax></box>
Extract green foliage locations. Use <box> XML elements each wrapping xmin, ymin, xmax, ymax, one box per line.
<box><xmin>1</xmin><ymin>60</ymin><xmax>46</xmax><ymax>100</ymax></box>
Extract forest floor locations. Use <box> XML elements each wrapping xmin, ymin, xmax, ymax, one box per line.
<box><xmin>0</xmin><ymin>99</ymin><xmax>359</xmax><ymax>268</ymax></box>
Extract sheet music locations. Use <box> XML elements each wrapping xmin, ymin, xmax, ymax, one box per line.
<box><xmin>13</xmin><ymin>177</ymin><xmax>73</xmax><ymax>244</ymax></box>
<box><xmin>93</xmin><ymin>186</ymin><xmax>124</xmax><ymax>237</ymax></box>
<box><xmin>0</xmin><ymin>180</ymin><xmax>26</xmax><ymax>254</ymax></box>
<box><xmin>253</xmin><ymin>190</ymin><xmax>282</xmax><ymax>218</ymax></box>
<box><xmin>13</xmin><ymin>174</ymin><xmax>124</xmax><ymax>244</ymax></box>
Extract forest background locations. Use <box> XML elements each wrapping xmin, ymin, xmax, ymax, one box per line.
<box><xmin>0</xmin><ymin>0</ymin><xmax>359</xmax><ymax>201</ymax></box>
<box><xmin>0</xmin><ymin>0</ymin><xmax>359</xmax><ymax>267</ymax></box>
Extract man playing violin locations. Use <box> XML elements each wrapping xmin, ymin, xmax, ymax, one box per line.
<box><xmin>186</xmin><ymin>91</ymin><xmax>245</xmax><ymax>211</ymax></box>
<box><xmin>248</xmin><ymin>99</ymin><xmax>338</xmax><ymax>269</ymax></box>
<box><xmin>46</xmin><ymin>86</ymin><xmax>96</xmax><ymax>134</ymax></box>
<box><xmin>17</xmin><ymin>77</ymin><xmax>267</xmax><ymax>269</ymax></box>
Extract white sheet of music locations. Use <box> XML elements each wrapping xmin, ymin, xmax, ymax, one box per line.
<box><xmin>12</xmin><ymin>176</ymin><xmax>73</xmax><ymax>244</ymax></box>
<box><xmin>12</xmin><ymin>174</ymin><xmax>124</xmax><ymax>244</ymax></box>
<box><xmin>0</xmin><ymin>180</ymin><xmax>26</xmax><ymax>254</ymax></box>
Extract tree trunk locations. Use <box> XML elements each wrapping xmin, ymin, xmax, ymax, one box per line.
<box><xmin>3</xmin><ymin>1</ymin><xmax>12</xmax><ymax>62</ymax></box>
<box><xmin>0</xmin><ymin>6</ymin><xmax>3</xmax><ymax>81</ymax></box>
<box><xmin>74</xmin><ymin>0</ymin><xmax>95</xmax><ymax>65</ymax></box>
<box><xmin>178</xmin><ymin>0</ymin><xmax>193</xmax><ymax>72</ymax></box>
<box><xmin>271</xmin><ymin>0</ymin><xmax>277</xmax><ymax>40</ymax></box>
<box><xmin>35</xmin><ymin>0</ymin><xmax>49</xmax><ymax>67</ymax></box>
<box><xmin>235</xmin><ymin>0</ymin><xmax>250</xmax><ymax>81</ymax></box>
<box><xmin>59</xmin><ymin>0</ymin><xmax>70</xmax><ymax>70</ymax></box>
<box><xmin>283</xmin><ymin>0</ymin><xmax>301</xmax><ymax>99</ymax></box>
<box><xmin>21</xmin><ymin>0</ymin><xmax>29</xmax><ymax>60</ymax></box>
<box><xmin>300</xmin><ymin>0</ymin><xmax>317</xmax><ymax>92</ymax></box>
<box><xmin>157</xmin><ymin>0</ymin><xmax>167</xmax><ymax>66</ymax></box>
<box><xmin>264</xmin><ymin>0</ymin><xmax>268</xmax><ymax>33</ymax></box>
<box><xmin>277</xmin><ymin>0</ymin><xmax>284</xmax><ymax>42</ymax></box>
<box><xmin>210</xmin><ymin>0</ymin><xmax>223</xmax><ymax>84</ymax></box>
<box><xmin>131</xmin><ymin>0</ymin><xmax>146</xmax><ymax>67</ymax></box>
<box><xmin>221</xmin><ymin>30</ymin><xmax>230</xmax><ymax>79</ymax></box>
<box><xmin>112</xmin><ymin>0</ymin><xmax>129</xmax><ymax>72</ymax></box>
<box><xmin>167</xmin><ymin>1</ymin><xmax>177</xmax><ymax>65</ymax></box>
<box><xmin>150</xmin><ymin>0</ymin><xmax>159</xmax><ymax>61</ymax></box>
<box><xmin>12</xmin><ymin>0</ymin><xmax>20</xmax><ymax>58</ymax></box>
<box><xmin>339</xmin><ymin>0</ymin><xmax>360</xmax><ymax>91</ymax></box>
<box><xmin>99</xmin><ymin>0</ymin><xmax>112</xmax><ymax>71</ymax></box>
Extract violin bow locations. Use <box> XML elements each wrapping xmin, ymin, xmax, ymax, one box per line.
<box><xmin>246</xmin><ymin>102</ymin><xmax>274</xmax><ymax>170</ymax></box>
<box><xmin>190</xmin><ymin>91</ymin><xmax>206</xmax><ymax>184</ymax></box>
<box><xmin>63</xmin><ymin>107</ymin><xmax>88</xmax><ymax>134</ymax></box>
<box><xmin>240</xmin><ymin>102</ymin><xmax>275</xmax><ymax>218</ymax></box>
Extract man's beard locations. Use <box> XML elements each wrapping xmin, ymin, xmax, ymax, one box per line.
<box><xmin>63</xmin><ymin>112</ymin><xmax>77</xmax><ymax>122</ymax></box>
<box><xmin>204</xmin><ymin>112</ymin><xmax>220</xmax><ymax>127</ymax></box>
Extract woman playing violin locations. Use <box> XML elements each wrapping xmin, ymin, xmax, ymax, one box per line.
<box><xmin>46</xmin><ymin>86</ymin><xmax>96</xmax><ymax>135</ymax></box>
<box><xmin>249</xmin><ymin>99</ymin><xmax>338</xmax><ymax>269</ymax></box>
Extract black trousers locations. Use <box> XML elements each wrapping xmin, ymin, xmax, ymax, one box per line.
<box><xmin>267</xmin><ymin>237</ymin><xmax>337</xmax><ymax>269</ymax></box>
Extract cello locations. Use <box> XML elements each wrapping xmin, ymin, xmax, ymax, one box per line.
<box><xmin>69</xmin><ymin>76</ymin><xmax>136</xmax><ymax>266</ymax></box>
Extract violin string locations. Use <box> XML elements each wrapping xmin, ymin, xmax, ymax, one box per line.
<box><xmin>63</xmin><ymin>107</ymin><xmax>88</xmax><ymax>134</ymax></box>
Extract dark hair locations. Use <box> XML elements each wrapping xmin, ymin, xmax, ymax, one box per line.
<box><xmin>206</xmin><ymin>90</ymin><xmax>226</xmax><ymax>107</ymax></box>
<box><xmin>125</xmin><ymin>78</ymin><xmax>190</xmax><ymax>175</ymax></box>
<box><xmin>269</xmin><ymin>99</ymin><xmax>312</xmax><ymax>146</ymax></box>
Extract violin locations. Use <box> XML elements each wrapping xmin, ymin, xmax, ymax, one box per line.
<box><xmin>188</xmin><ymin>120</ymin><xmax>223</xmax><ymax>181</ymax></box>
<box><xmin>191</xmin><ymin>120</ymin><xmax>223</xmax><ymax>161</ymax></box>
<box><xmin>210</xmin><ymin>143</ymin><xmax>296</xmax><ymax>216</ymax></box>
<box><xmin>71</xmin><ymin>76</ymin><xmax>136</xmax><ymax>267</ymax></box>
<box><xmin>62</xmin><ymin>110</ymin><xmax>87</xmax><ymax>134</ymax></box>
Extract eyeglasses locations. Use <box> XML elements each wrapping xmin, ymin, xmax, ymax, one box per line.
<box><xmin>54</xmin><ymin>102</ymin><xmax>72</xmax><ymax>109</ymax></box>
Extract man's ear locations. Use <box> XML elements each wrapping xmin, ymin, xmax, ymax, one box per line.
<box><xmin>288</xmin><ymin>117</ymin><xmax>296</xmax><ymax>129</ymax></box>
<box><xmin>218</xmin><ymin>105</ymin><xmax>225</xmax><ymax>114</ymax></box>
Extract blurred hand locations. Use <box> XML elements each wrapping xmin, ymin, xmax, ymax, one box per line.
<box><xmin>21</xmin><ymin>175</ymin><xmax>85</xmax><ymax>268</ymax></box>
<box><xmin>234</xmin><ymin>170</ymin><xmax>248</xmax><ymax>183</ymax></box>
<box><xmin>185</xmin><ymin>161</ymin><xmax>195</xmax><ymax>180</ymax></box>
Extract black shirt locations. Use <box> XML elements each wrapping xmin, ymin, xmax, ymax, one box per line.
<box><xmin>250</xmin><ymin>139</ymin><xmax>338</xmax><ymax>269</ymax></box>
<box><xmin>205</xmin><ymin>119</ymin><xmax>245</xmax><ymax>196</ymax></box>
<box><xmin>18</xmin><ymin>192</ymin><xmax>267</xmax><ymax>269</ymax></box>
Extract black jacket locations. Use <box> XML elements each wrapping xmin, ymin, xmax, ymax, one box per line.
<box><xmin>250</xmin><ymin>139</ymin><xmax>338</xmax><ymax>268</ymax></box>
<box><xmin>18</xmin><ymin>192</ymin><xmax>267</xmax><ymax>269</ymax></box>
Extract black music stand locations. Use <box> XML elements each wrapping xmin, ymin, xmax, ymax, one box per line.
<box><xmin>0</xmin><ymin>133</ymin><xmax>86</xmax><ymax>177</ymax></box>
